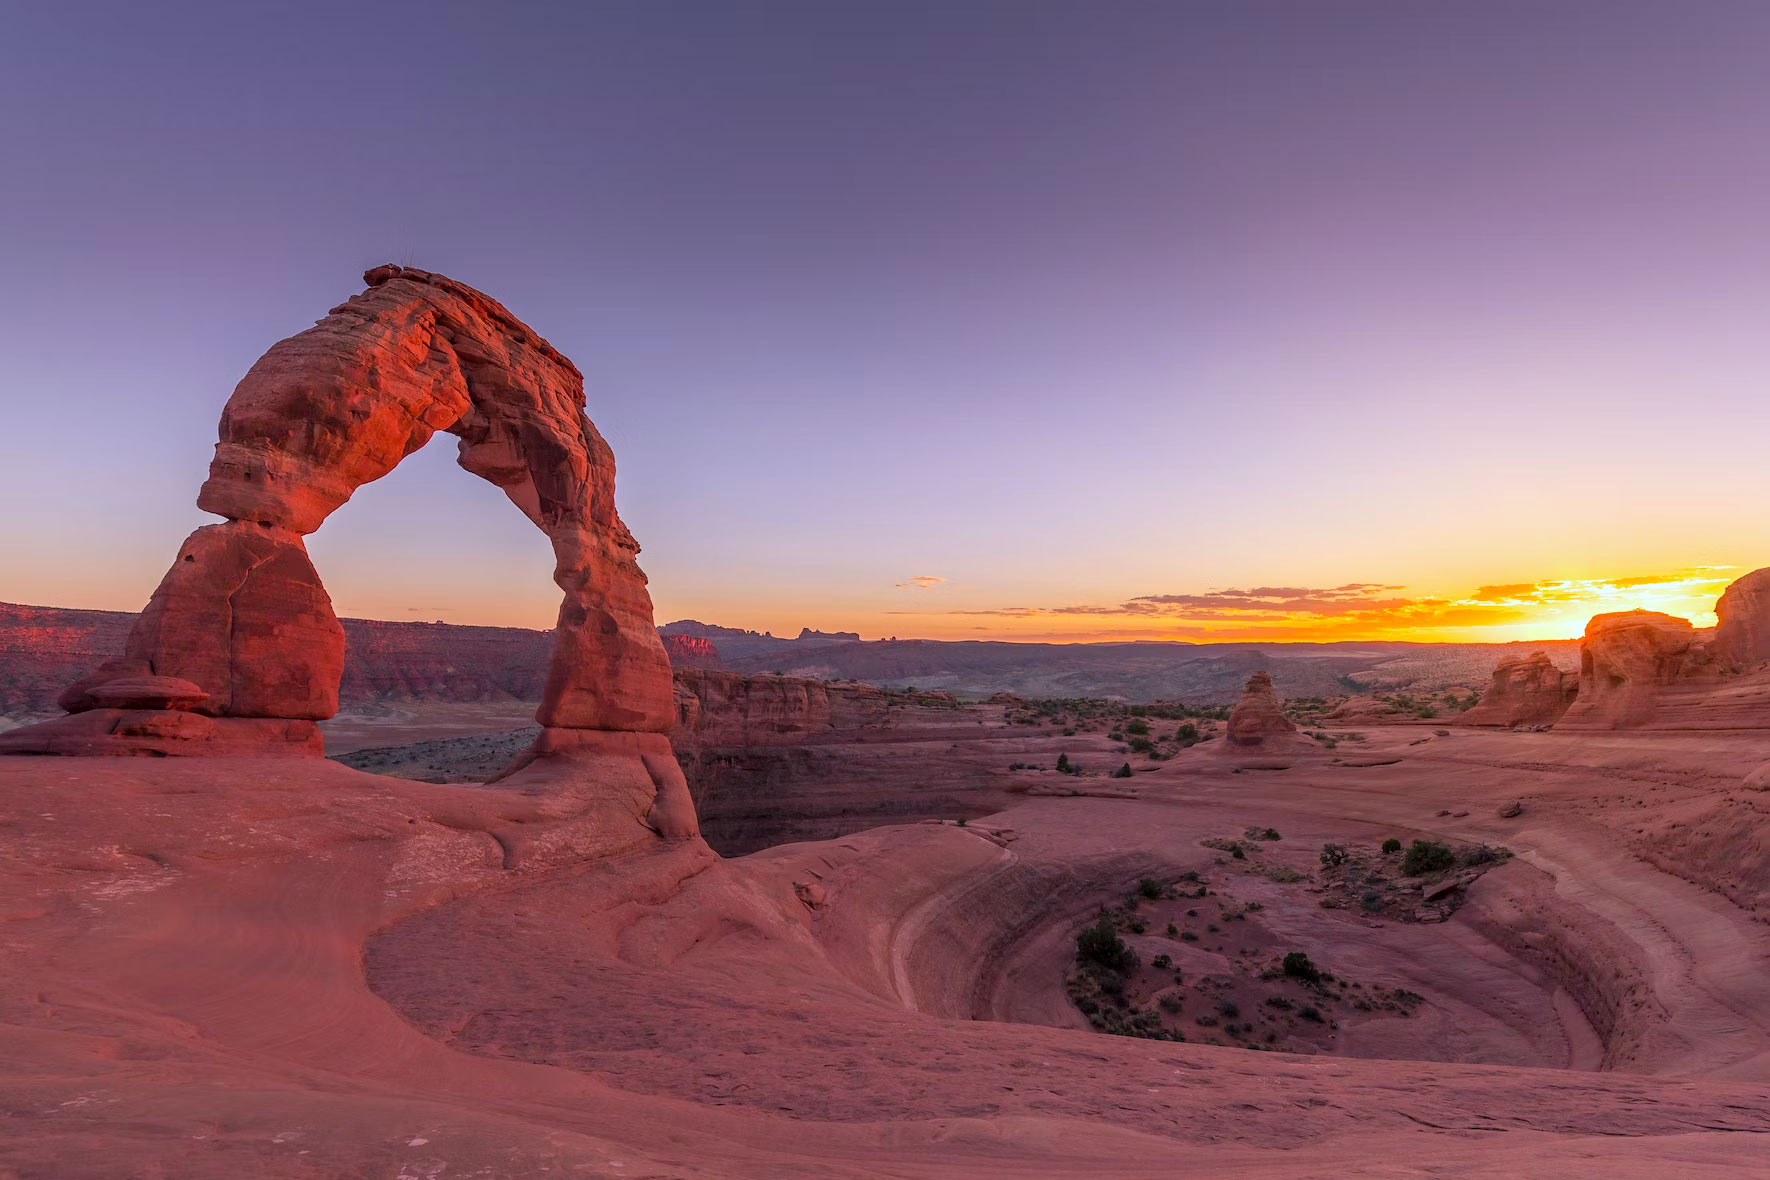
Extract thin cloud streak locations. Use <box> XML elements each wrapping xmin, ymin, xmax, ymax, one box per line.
<box><xmin>882</xmin><ymin>570</ymin><xmax>1736</xmax><ymax>641</ymax></box>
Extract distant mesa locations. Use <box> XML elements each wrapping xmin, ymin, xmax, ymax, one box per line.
<box><xmin>1458</xmin><ymin>651</ymin><xmax>1578</xmax><ymax>729</ymax></box>
<box><xmin>798</xmin><ymin>628</ymin><xmax>861</xmax><ymax>643</ymax></box>
<box><xmin>660</xmin><ymin>634</ymin><xmax>723</xmax><ymax>669</ymax></box>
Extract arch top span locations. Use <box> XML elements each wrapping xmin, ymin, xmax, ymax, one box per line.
<box><xmin>5</xmin><ymin>265</ymin><xmax>696</xmax><ymax>838</ymax></box>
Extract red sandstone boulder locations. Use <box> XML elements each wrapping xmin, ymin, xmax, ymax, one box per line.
<box><xmin>86</xmin><ymin>675</ymin><xmax>210</xmax><ymax>711</ymax></box>
<box><xmin>1715</xmin><ymin>567</ymin><xmax>1770</xmax><ymax>671</ymax></box>
<box><xmin>120</xmin><ymin>522</ymin><xmax>345</xmax><ymax>719</ymax></box>
<box><xmin>1459</xmin><ymin>652</ymin><xmax>1578</xmax><ymax>728</ymax></box>
<box><xmin>1557</xmin><ymin>611</ymin><xmax>1698</xmax><ymax>730</ymax></box>
<box><xmin>1225</xmin><ymin>672</ymin><xmax>1301</xmax><ymax>748</ymax></box>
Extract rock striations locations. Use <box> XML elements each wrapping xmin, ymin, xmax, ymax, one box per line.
<box><xmin>0</xmin><ymin>265</ymin><xmax>695</xmax><ymax>841</ymax></box>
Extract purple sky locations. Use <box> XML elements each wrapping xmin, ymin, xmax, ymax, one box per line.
<box><xmin>4</xmin><ymin>2</ymin><xmax>1769</xmax><ymax>641</ymax></box>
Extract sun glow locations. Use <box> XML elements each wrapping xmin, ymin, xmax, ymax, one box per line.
<box><xmin>868</xmin><ymin>568</ymin><xmax>1736</xmax><ymax>644</ymax></box>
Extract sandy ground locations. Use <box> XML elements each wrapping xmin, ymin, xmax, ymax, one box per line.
<box><xmin>5</xmin><ymin>722</ymin><xmax>1770</xmax><ymax>1177</ymax></box>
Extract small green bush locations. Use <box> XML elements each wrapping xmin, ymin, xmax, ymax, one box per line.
<box><xmin>1282</xmin><ymin>952</ymin><xmax>1321</xmax><ymax>983</ymax></box>
<box><xmin>1076</xmin><ymin>918</ymin><xmax>1139</xmax><ymax>973</ymax></box>
<box><xmin>1113</xmin><ymin>762</ymin><xmax>1134</xmax><ymax>778</ymax></box>
<box><xmin>1320</xmin><ymin>843</ymin><xmax>1349</xmax><ymax>867</ymax></box>
<box><xmin>1402</xmin><ymin>840</ymin><xmax>1456</xmax><ymax>876</ymax></box>
<box><xmin>1137</xmin><ymin>877</ymin><xmax>1163</xmax><ymax>899</ymax></box>
<box><xmin>1381</xmin><ymin>837</ymin><xmax>1402</xmax><ymax>854</ymax></box>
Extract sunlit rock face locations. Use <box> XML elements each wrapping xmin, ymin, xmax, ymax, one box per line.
<box><xmin>1557</xmin><ymin>611</ymin><xmax>1699</xmax><ymax>730</ymax></box>
<box><xmin>1459</xmin><ymin>651</ymin><xmax>1578</xmax><ymax>728</ymax></box>
<box><xmin>1715</xmin><ymin>568</ymin><xmax>1770</xmax><ymax>671</ymax></box>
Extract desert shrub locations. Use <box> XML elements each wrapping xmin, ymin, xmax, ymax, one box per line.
<box><xmin>1299</xmin><ymin>1005</ymin><xmax>1324</xmax><ymax>1023</ymax></box>
<box><xmin>1320</xmin><ymin>843</ymin><xmax>1350</xmax><ymax>867</ymax></box>
<box><xmin>1462</xmin><ymin>844</ymin><xmax>1510</xmax><ymax>866</ymax></box>
<box><xmin>1282</xmin><ymin>952</ymin><xmax>1321</xmax><ymax>983</ymax></box>
<box><xmin>1125</xmin><ymin>718</ymin><xmax>1150</xmax><ymax>735</ymax></box>
<box><xmin>1402</xmin><ymin>840</ymin><xmax>1456</xmax><ymax>876</ymax></box>
<box><xmin>1159</xmin><ymin>993</ymin><xmax>1183</xmax><ymax>1013</ymax></box>
<box><xmin>1265</xmin><ymin>995</ymin><xmax>1293</xmax><ymax>1010</ymax></box>
<box><xmin>1128</xmin><ymin>737</ymin><xmax>1155</xmax><ymax>754</ymax></box>
<box><xmin>1381</xmin><ymin>837</ymin><xmax>1402</xmax><ymax>854</ymax></box>
<box><xmin>1175</xmin><ymin>722</ymin><xmax>1200</xmax><ymax>744</ymax></box>
<box><xmin>1062</xmin><ymin>727</ymin><xmax>1075</xmax><ymax>736</ymax></box>
<box><xmin>1206</xmin><ymin>923</ymin><xmax>1220</xmax><ymax>933</ymax></box>
<box><xmin>1360</xmin><ymin>890</ymin><xmax>1384</xmax><ymax>912</ymax></box>
<box><xmin>1166</xmin><ymin>923</ymin><xmax>1178</xmax><ymax>936</ymax></box>
<box><xmin>1218</xmin><ymin>999</ymin><xmax>1240</xmax><ymax>1018</ymax></box>
<box><xmin>1126</xmin><ymin>917</ymin><xmax>1148</xmax><ymax>934</ymax></box>
<box><xmin>1009</xmin><ymin>762</ymin><xmax>1026</xmax><ymax>771</ymax></box>
<box><xmin>1107</xmin><ymin>730</ymin><xmax>1123</xmax><ymax>742</ymax></box>
<box><xmin>1137</xmin><ymin>877</ymin><xmax>1163</xmax><ymax>899</ymax></box>
<box><xmin>1076</xmin><ymin>918</ymin><xmax>1139</xmax><ymax>973</ymax></box>
<box><xmin>1180</xmin><ymin>930</ymin><xmax>1199</xmax><ymax>943</ymax></box>
<box><xmin>1231</xmin><ymin>845</ymin><xmax>1246</xmax><ymax>860</ymax></box>
<box><xmin>1263</xmin><ymin>866</ymin><xmax>1304</xmax><ymax>883</ymax></box>
<box><xmin>1113</xmin><ymin>762</ymin><xmax>1134</xmax><ymax>778</ymax></box>
<box><xmin>1151</xmin><ymin>953</ymin><xmax>1172</xmax><ymax>969</ymax></box>
<box><xmin>1055</xmin><ymin>753</ymin><xmax>1072</xmax><ymax>774</ymax></box>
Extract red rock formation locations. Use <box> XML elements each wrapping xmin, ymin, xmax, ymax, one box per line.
<box><xmin>1459</xmin><ymin>651</ymin><xmax>1579</xmax><ymax>728</ymax></box>
<box><xmin>3</xmin><ymin>266</ymin><xmax>694</xmax><ymax>836</ymax></box>
<box><xmin>1557</xmin><ymin>611</ymin><xmax>1700</xmax><ymax>730</ymax></box>
<box><xmin>1224</xmin><ymin>672</ymin><xmax>1300</xmax><ymax>748</ymax></box>
<box><xmin>1715</xmin><ymin>568</ymin><xmax>1770</xmax><ymax>671</ymax></box>
<box><xmin>661</xmin><ymin>634</ymin><xmax>723</xmax><ymax>669</ymax></box>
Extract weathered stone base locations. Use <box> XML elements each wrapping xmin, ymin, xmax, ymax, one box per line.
<box><xmin>0</xmin><ymin>710</ymin><xmax>322</xmax><ymax>757</ymax></box>
<box><xmin>490</xmin><ymin>728</ymin><xmax>700</xmax><ymax>840</ymax></box>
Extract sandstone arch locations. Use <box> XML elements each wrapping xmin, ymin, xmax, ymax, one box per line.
<box><xmin>5</xmin><ymin>265</ymin><xmax>696</xmax><ymax>837</ymax></box>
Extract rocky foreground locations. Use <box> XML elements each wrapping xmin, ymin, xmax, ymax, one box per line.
<box><xmin>7</xmin><ymin>718</ymin><xmax>1770</xmax><ymax>1178</ymax></box>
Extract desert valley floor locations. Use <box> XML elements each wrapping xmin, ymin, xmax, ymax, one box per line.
<box><xmin>8</xmin><ymin>712</ymin><xmax>1770</xmax><ymax>1178</ymax></box>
